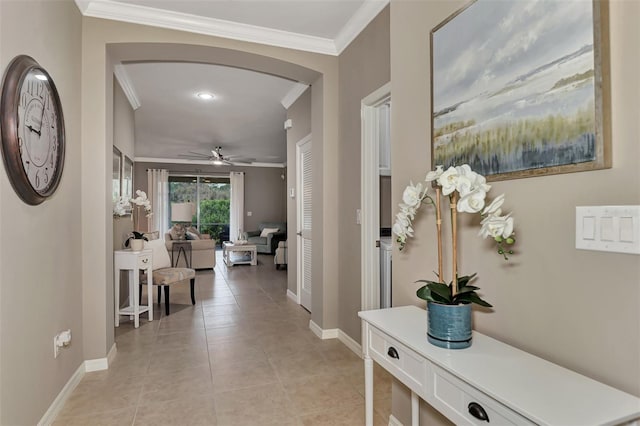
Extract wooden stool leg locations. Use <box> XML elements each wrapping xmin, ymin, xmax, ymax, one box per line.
<box><xmin>190</xmin><ymin>278</ymin><xmax>196</xmax><ymax>305</ymax></box>
<box><xmin>164</xmin><ymin>286</ymin><xmax>170</xmax><ymax>315</ymax></box>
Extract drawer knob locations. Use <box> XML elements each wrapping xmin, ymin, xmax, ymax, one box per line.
<box><xmin>387</xmin><ymin>347</ymin><xmax>399</xmax><ymax>359</ymax></box>
<box><xmin>468</xmin><ymin>402</ymin><xmax>489</xmax><ymax>422</ymax></box>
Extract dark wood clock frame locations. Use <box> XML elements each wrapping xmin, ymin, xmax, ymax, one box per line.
<box><xmin>0</xmin><ymin>55</ymin><xmax>65</xmax><ymax>205</ymax></box>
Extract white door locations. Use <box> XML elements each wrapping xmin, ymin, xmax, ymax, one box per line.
<box><xmin>297</xmin><ymin>135</ymin><xmax>312</xmax><ymax>312</ymax></box>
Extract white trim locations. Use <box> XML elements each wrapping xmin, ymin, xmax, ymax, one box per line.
<box><xmin>361</xmin><ymin>82</ymin><xmax>391</xmax><ymax>312</ymax></box>
<box><xmin>77</xmin><ymin>0</ymin><xmax>337</xmax><ymax>55</ymax></box>
<box><xmin>334</xmin><ymin>0</ymin><xmax>389</xmax><ymax>53</ymax></box>
<box><xmin>338</xmin><ymin>329</ymin><xmax>363</xmax><ymax>358</ymax></box>
<box><xmin>309</xmin><ymin>320</ymin><xmax>339</xmax><ymax>340</ymax></box>
<box><xmin>134</xmin><ymin>157</ymin><xmax>285</xmax><ymax>168</ymax></box>
<box><xmin>388</xmin><ymin>414</ymin><xmax>404</xmax><ymax>426</ymax></box>
<box><xmin>114</xmin><ymin>64</ymin><xmax>141</xmax><ymax>110</ymax></box>
<box><xmin>107</xmin><ymin>342</ymin><xmax>117</xmax><ymax>365</ymax></box>
<box><xmin>37</xmin><ymin>364</ymin><xmax>85</xmax><ymax>426</ymax></box>
<box><xmin>84</xmin><ymin>357</ymin><xmax>108</xmax><ymax>372</ymax></box>
<box><xmin>281</xmin><ymin>83</ymin><xmax>310</xmax><ymax>109</ymax></box>
<box><xmin>286</xmin><ymin>289</ymin><xmax>300</xmax><ymax>304</ymax></box>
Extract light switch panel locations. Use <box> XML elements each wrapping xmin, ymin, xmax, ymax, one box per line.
<box><xmin>576</xmin><ymin>206</ymin><xmax>640</xmax><ymax>254</ymax></box>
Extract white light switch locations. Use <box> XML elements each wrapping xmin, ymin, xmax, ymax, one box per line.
<box><xmin>576</xmin><ymin>206</ymin><xmax>640</xmax><ymax>254</ymax></box>
<box><xmin>247</xmin><ymin>211</ymin><xmax>252</xmax><ymax>217</ymax></box>
<box><xmin>582</xmin><ymin>216</ymin><xmax>596</xmax><ymax>240</ymax></box>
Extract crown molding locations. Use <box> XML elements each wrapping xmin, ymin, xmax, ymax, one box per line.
<box><xmin>334</xmin><ymin>0</ymin><xmax>389</xmax><ymax>54</ymax></box>
<box><xmin>135</xmin><ymin>157</ymin><xmax>285</xmax><ymax>168</ymax></box>
<box><xmin>281</xmin><ymin>83</ymin><xmax>310</xmax><ymax>109</ymax></box>
<box><xmin>76</xmin><ymin>0</ymin><xmax>338</xmax><ymax>55</ymax></box>
<box><xmin>113</xmin><ymin>63</ymin><xmax>141</xmax><ymax>110</ymax></box>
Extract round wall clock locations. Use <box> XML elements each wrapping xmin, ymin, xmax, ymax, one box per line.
<box><xmin>0</xmin><ymin>55</ymin><xmax>65</xmax><ymax>205</ymax></box>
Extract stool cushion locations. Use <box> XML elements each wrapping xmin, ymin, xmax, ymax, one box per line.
<box><xmin>141</xmin><ymin>267</ymin><xmax>195</xmax><ymax>286</ymax></box>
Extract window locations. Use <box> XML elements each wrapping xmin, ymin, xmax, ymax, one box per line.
<box><xmin>169</xmin><ymin>175</ymin><xmax>230</xmax><ymax>242</ymax></box>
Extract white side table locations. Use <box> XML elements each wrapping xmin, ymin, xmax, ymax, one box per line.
<box><xmin>223</xmin><ymin>241</ymin><xmax>257</xmax><ymax>266</ymax></box>
<box><xmin>114</xmin><ymin>249</ymin><xmax>153</xmax><ymax>328</ymax></box>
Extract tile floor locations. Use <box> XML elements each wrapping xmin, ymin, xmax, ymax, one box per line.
<box><xmin>55</xmin><ymin>252</ymin><xmax>392</xmax><ymax>425</ymax></box>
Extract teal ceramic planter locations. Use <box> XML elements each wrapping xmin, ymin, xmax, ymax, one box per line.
<box><xmin>427</xmin><ymin>301</ymin><xmax>472</xmax><ymax>349</ymax></box>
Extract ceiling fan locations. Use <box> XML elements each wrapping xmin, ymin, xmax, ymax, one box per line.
<box><xmin>179</xmin><ymin>146</ymin><xmax>254</xmax><ymax>165</ymax></box>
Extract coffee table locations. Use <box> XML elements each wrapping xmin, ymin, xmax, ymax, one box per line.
<box><xmin>222</xmin><ymin>241</ymin><xmax>257</xmax><ymax>266</ymax></box>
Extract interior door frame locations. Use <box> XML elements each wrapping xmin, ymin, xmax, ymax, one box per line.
<box><xmin>361</xmin><ymin>82</ymin><xmax>391</xmax><ymax>311</ymax></box>
<box><xmin>296</xmin><ymin>133</ymin><xmax>312</xmax><ymax>309</ymax></box>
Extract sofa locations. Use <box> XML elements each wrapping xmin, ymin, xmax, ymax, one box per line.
<box><xmin>243</xmin><ymin>222</ymin><xmax>286</xmax><ymax>254</ymax></box>
<box><xmin>164</xmin><ymin>226</ymin><xmax>216</xmax><ymax>269</ymax></box>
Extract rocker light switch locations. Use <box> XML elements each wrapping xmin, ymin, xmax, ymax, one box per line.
<box><xmin>576</xmin><ymin>206</ymin><xmax>640</xmax><ymax>254</ymax></box>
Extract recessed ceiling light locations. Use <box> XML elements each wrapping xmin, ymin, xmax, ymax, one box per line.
<box><xmin>196</xmin><ymin>92</ymin><xmax>215</xmax><ymax>100</ymax></box>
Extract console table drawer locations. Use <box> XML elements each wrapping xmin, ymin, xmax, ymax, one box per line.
<box><xmin>137</xmin><ymin>254</ymin><xmax>151</xmax><ymax>269</ymax></box>
<box><xmin>368</xmin><ymin>326</ymin><xmax>427</xmax><ymax>395</ymax></box>
<box><xmin>428</xmin><ymin>364</ymin><xmax>535</xmax><ymax>425</ymax></box>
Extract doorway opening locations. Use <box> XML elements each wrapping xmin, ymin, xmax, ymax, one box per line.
<box><xmin>361</xmin><ymin>82</ymin><xmax>391</xmax><ymax>311</ymax></box>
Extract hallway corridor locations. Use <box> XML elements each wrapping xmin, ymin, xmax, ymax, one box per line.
<box><xmin>54</xmin><ymin>252</ymin><xmax>391</xmax><ymax>425</ymax></box>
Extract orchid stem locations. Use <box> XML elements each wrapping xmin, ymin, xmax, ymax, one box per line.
<box><xmin>435</xmin><ymin>187</ymin><xmax>443</xmax><ymax>283</ymax></box>
<box><xmin>450</xmin><ymin>192</ymin><xmax>458</xmax><ymax>297</ymax></box>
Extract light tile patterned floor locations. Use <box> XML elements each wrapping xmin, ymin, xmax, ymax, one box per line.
<box><xmin>55</xmin><ymin>251</ymin><xmax>391</xmax><ymax>425</ymax></box>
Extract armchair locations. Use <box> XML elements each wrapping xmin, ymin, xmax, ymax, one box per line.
<box><xmin>243</xmin><ymin>222</ymin><xmax>286</xmax><ymax>254</ymax></box>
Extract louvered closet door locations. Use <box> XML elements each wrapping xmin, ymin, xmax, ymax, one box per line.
<box><xmin>297</xmin><ymin>135</ymin><xmax>312</xmax><ymax>312</ymax></box>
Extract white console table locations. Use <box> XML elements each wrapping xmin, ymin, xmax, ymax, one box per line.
<box><xmin>359</xmin><ymin>306</ymin><xmax>640</xmax><ymax>426</ymax></box>
<box><xmin>114</xmin><ymin>249</ymin><xmax>153</xmax><ymax>328</ymax></box>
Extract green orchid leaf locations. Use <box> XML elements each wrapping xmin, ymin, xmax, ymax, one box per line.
<box><xmin>430</xmin><ymin>291</ymin><xmax>450</xmax><ymax>304</ymax></box>
<box><xmin>466</xmin><ymin>292</ymin><xmax>493</xmax><ymax>308</ymax></box>
<box><xmin>416</xmin><ymin>286</ymin><xmax>433</xmax><ymax>301</ymax></box>
<box><xmin>427</xmin><ymin>282</ymin><xmax>452</xmax><ymax>298</ymax></box>
<box><xmin>455</xmin><ymin>286</ymin><xmax>479</xmax><ymax>296</ymax></box>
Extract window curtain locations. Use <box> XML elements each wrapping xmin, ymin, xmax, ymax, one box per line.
<box><xmin>147</xmin><ymin>169</ymin><xmax>169</xmax><ymax>235</ymax></box>
<box><xmin>229</xmin><ymin>171</ymin><xmax>245</xmax><ymax>242</ymax></box>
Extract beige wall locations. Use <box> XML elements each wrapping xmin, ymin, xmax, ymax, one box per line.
<box><xmin>0</xmin><ymin>1</ymin><xmax>82</xmax><ymax>424</ymax></box>
<box><xmin>134</xmin><ymin>162</ymin><xmax>286</xmax><ymax>233</ymax></box>
<box><xmin>80</xmin><ymin>16</ymin><xmax>340</xmax><ymax>362</ymax></box>
<box><xmin>286</xmin><ymin>88</ymin><xmax>312</xmax><ymax>295</ymax></box>
<box><xmin>337</xmin><ymin>6</ymin><xmax>390</xmax><ymax>339</ymax></box>
<box><xmin>390</xmin><ymin>0</ymin><xmax>640</xmax><ymax>423</ymax></box>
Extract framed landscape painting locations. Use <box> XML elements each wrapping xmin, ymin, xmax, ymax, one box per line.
<box><xmin>431</xmin><ymin>0</ymin><xmax>610</xmax><ymax>181</ymax></box>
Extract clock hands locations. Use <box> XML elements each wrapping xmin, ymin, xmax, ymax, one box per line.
<box><xmin>26</xmin><ymin>124</ymin><xmax>41</xmax><ymax>136</ymax></box>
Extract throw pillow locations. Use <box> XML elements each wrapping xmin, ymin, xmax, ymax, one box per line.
<box><xmin>186</xmin><ymin>231</ymin><xmax>200</xmax><ymax>240</ymax></box>
<box><xmin>260</xmin><ymin>227</ymin><xmax>279</xmax><ymax>238</ymax></box>
<box><xmin>143</xmin><ymin>231</ymin><xmax>160</xmax><ymax>240</ymax></box>
<box><xmin>187</xmin><ymin>226</ymin><xmax>201</xmax><ymax>237</ymax></box>
<box><xmin>170</xmin><ymin>224</ymin><xmax>186</xmax><ymax>240</ymax></box>
<box><xmin>143</xmin><ymin>238</ymin><xmax>172</xmax><ymax>270</ymax></box>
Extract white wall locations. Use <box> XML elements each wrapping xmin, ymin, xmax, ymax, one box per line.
<box><xmin>0</xmin><ymin>1</ymin><xmax>83</xmax><ymax>424</ymax></box>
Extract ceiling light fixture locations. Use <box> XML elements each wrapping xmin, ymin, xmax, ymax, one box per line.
<box><xmin>196</xmin><ymin>92</ymin><xmax>215</xmax><ymax>100</ymax></box>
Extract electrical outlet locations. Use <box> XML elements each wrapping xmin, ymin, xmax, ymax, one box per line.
<box><xmin>54</xmin><ymin>329</ymin><xmax>72</xmax><ymax>358</ymax></box>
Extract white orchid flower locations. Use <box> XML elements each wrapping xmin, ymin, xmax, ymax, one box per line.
<box><xmin>425</xmin><ymin>165</ymin><xmax>444</xmax><ymax>182</ymax></box>
<box><xmin>479</xmin><ymin>213</ymin><xmax>514</xmax><ymax>239</ymax></box>
<box><xmin>437</xmin><ymin>166</ymin><xmax>459</xmax><ymax>195</ymax></box>
<box><xmin>457</xmin><ymin>189</ymin><xmax>487</xmax><ymax>213</ymax></box>
<box><xmin>482</xmin><ymin>194</ymin><xmax>505</xmax><ymax>216</ymax></box>
<box><xmin>402</xmin><ymin>181</ymin><xmax>424</xmax><ymax>207</ymax></box>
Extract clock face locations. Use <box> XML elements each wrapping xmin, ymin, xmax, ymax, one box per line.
<box><xmin>0</xmin><ymin>55</ymin><xmax>65</xmax><ymax>205</ymax></box>
<box><xmin>17</xmin><ymin>69</ymin><xmax>60</xmax><ymax>194</ymax></box>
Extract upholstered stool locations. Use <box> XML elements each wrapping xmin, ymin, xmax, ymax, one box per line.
<box><xmin>140</xmin><ymin>267</ymin><xmax>196</xmax><ymax>315</ymax></box>
<box><xmin>274</xmin><ymin>240</ymin><xmax>287</xmax><ymax>269</ymax></box>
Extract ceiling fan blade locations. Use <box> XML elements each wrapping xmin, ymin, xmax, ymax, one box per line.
<box><xmin>179</xmin><ymin>153</ymin><xmax>212</xmax><ymax>159</ymax></box>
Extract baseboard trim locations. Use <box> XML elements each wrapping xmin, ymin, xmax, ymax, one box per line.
<box><xmin>286</xmin><ymin>289</ymin><xmax>299</xmax><ymax>303</ymax></box>
<box><xmin>37</xmin><ymin>363</ymin><xmax>85</xmax><ymax>426</ymax></box>
<box><xmin>309</xmin><ymin>320</ymin><xmax>339</xmax><ymax>340</ymax></box>
<box><xmin>388</xmin><ymin>414</ymin><xmax>403</xmax><ymax>426</ymax></box>
<box><xmin>338</xmin><ymin>329</ymin><xmax>362</xmax><ymax>358</ymax></box>
<box><xmin>84</xmin><ymin>356</ymin><xmax>109</xmax><ymax>372</ymax></box>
